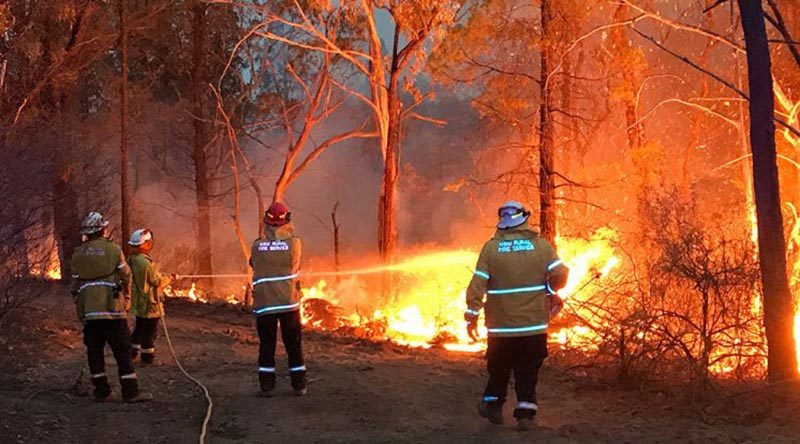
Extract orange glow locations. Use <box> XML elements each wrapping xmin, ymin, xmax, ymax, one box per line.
<box><xmin>28</xmin><ymin>249</ymin><xmax>62</xmax><ymax>281</ymax></box>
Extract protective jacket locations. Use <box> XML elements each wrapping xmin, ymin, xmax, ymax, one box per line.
<box><xmin>464</xmin><ymin>222</ymin><xmax>569</xmax><ymax>337</ymax></box>
<box><xmin>250</xmin><ymin>223</ymin><xmax>302</xmax><ymax>316</ymax></box>
<box><xmin>70</xmin><ymin>238</ymin><xmax>132</xmax><ymax>322</ymax></box>
<box><xmin>128</xmin><ymin>253</ymin><xmax>170</xmax><ymax>319</ymax></box>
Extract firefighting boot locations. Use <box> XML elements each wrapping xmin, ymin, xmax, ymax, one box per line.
<box><xmin>131</xmin><ymin>345</ymin><xmax>140</xmax><ymax>362</ymax></box>
<box><xmin>259</xmin><ymin>372</ymin><xmax>276</xmax><ymax>397</ymax></box>
<box><xmin>90</xmin><ymin>374</ymin><xmax>113</xmax><ymax>402</ymax></box>
<box><xmin>290</xmin><ymin>369</ymin><xmax>308</xmax><ymax>396</ymax></box>
<box><xmin>513</xmin><ymin>402</ymin><xmax>538</xmax><ymax>431</ymax></box>
<box><xmin>141</xmin><ymin>352</ymin><xmax>155</xmax><ymax>366</ymax></box>
<box><xmin>120</xmin><ymin>375</ymin><xmax>153</xmax><ymax>403</ymax></box>
<box><xmin>478</xmin><ymin>397</ymin><xmax>504</xmax><ymax>425</ymax></box>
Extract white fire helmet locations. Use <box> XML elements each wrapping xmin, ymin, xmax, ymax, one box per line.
<box><xmin>128</xmin><ymin>228</ymin><xmax>154</xmax><ymax>246</ymax></box>
<box><xmin>80</xmin><ymin>211</ymin><xmax>110</xmax><ymax>235</ymax></box>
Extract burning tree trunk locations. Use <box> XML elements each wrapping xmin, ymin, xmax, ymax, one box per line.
<box><xmin>118</xmin><ymin>0</ymin><xmax>131</xmax><ymax>254</ymax></box>
<box><xmin>191</xmin><ymin>1</ymin><xmax>213</xmax><ymax>284</ymax></box>
<box><xmin>538</xmin><ymin>0</ymin><xmax>556</xmax><ymax>244</ymax></box>
<box><xmin>611</xmin><ymin>4</ymin><xmax>644</xmax><ymax>160</ymax></box>
<box><xmin>737</xmin><ymin>0</ymin><xmax>798</xmax><ymax>381</ymax></box>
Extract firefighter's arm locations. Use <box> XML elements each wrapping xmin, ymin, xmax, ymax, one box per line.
<box><xmin>69</xmin><ymin>256</ymin><xmax>80</xmax><ymax>300</ymax></box>
<box><xmin>291</xmin><ymin>237</ymin><xmax>302</xmax><ymax>273</ymax></box>
<box><xmin>542</xmin><ymin>240</ymin><xmax>569</xmax><ymax>292</ymax></box>
<box><xmin>116</xmin><ymin>250</ymin><xmax>132</xmax><ymax>297</ymax></box>
<box><xmin>147</xmin><ymin>260</ymin><xmax>170</xmax><ymax>288</ymax></box>
<box><xmin>292</xmin><ymin>237</ymin><xmax>302</xmax><ymax>290</ymax></box>
<box><xmin>249</xmin><ymin>240</ymin><xmax>257</xmax><ymax>268</ymax></box>
<box><xmin>465</xmin><ymin>243</ymin><xmax>491</xmax><ymax>321</ymax></box>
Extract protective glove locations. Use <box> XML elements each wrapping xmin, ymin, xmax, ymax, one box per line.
<box><xmin>466</xmin><ymin>318</ymin><xmax>480</xmax><ymax>342</ymax></box>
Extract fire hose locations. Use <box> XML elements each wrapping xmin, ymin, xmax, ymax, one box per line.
<box><xmin>129</xmin><ymin>268</ymin><xmax>213</xmax><ymax>444</ymax></box>
<box><xmin>161</xmin><ymin>313</ymin><xmax>213</xmax><ymax>444</ymax></box>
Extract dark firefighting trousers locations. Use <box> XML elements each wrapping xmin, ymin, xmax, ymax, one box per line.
<box><xmin>83</xmin><ymin>319</ymin><xmax>140</xmax><ymax>399</ymax></box>
<box><xmin>483</xmin><ymin>334</ymin><xmax>548</xmax><ymax>419</ymax></box>
<box><xmin>256</xmin><ymin>310</ymin><xmax>306</xmax><ymax>391</ymax></box>
<box><xmin>131</xmin><ymin>317</ymin><xmax>160</xmax><ymax>364</ymax></box>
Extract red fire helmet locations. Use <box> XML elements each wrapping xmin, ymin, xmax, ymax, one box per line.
<box><xmin>265</xmin><ymin>202</ymin><xmax>291</xmax><ymax>226</ymax></box>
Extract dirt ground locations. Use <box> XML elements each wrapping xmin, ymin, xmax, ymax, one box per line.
<box><xmin>1</xmin><ymin>289</ymin><xmax>799</xmax><ymax>444</ymax></box>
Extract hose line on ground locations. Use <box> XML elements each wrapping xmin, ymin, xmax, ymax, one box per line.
<box><xmin>161</xmin><ymin>314</ymin><xmax>213</xmax><ymax>444</ymax></box>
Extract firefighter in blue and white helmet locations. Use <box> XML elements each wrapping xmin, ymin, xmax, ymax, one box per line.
<box><xmin>70</xmin><ymin>212</ymin><xmax>152</xmax><ymax>402</ymax></box>
<box><xmin>464</xmin><ymin>201</ymin><xmax>569</xmax><ymax>430</ymax></box>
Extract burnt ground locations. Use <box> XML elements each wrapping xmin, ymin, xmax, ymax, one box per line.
<box><xmin>1</xmin><ymin>288</ymin><xmax>799</xmax><ymax>444</ymax></box>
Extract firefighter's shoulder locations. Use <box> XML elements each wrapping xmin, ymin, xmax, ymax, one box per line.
<box><xmin>479</xmin><ymin>238</ymin><xmax>497</xmax><ymax>254</ymax></box>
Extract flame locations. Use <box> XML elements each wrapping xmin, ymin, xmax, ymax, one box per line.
<box><xmin>158</xmin><ymin>218</ymin><xmax>796</xmax><ymax>378</ymax></box>
<box><xmin>28</xmin><ymin>248</ymin><xmax>62</xmax><ymax>281</ymax></box>
<box><xmin>796</xmin><ymin>312</ymin><xmax>800</xmax><ymax>374</ymax></box>
<box><xmin>549</xmin><ymin>229</ymin><xmax>620</xmax><ymax>351</ymax></box>
<box><xmin>298</xmin><ymin>234</ymin><xmax>619</xmax><ymax>353</ymax></box>
<box><xmin>300</xmin><ymin>251</ymin><xmax>483</xmax><ymax>349</ymax></box>
<box><xmin>164</xmin><ymin>282</ymin><xmax>210</xmax><ymax>303</ymax></box>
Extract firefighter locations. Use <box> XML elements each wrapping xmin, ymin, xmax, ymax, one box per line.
<box><xmin>250</xmin><ymin>202</ymin><xmax>307</xmax><ymax>397</ymax></box>
<box><xmin>464</xmin><ymin>201</ymin><xmax>569</xmax><ymax>430</ymax></box>
<box><xmin>70</xmin><ymin>212</ymin><xmax>152</xmax><ymax>403</ymax></box>
<box><xmin>128</xmin><ymin>228</ymin><xmax>174</xmax><ymax>365</ymax></box>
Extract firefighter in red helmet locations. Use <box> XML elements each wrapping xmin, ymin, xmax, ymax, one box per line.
<box><xmin>250</xmin><ymin>202</ymin><xmax>307</xmax><ymax>396</ymax></box>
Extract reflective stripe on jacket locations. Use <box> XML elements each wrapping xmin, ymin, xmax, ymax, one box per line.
<box><xmin>129</xmin><ymin>253</ymin><xmax>170</xmax><ymax>319</ymax></box>
<box><xmin>464</xmin><ymin>222</ymin><xmax>569</xmax><ymax>337</ymax></box>
<box><xmin>70</xmin><ymin>238</ymin><xmax>132</xmax><ymax>322</ymax></box>
<box><xmin>249</xmin><ymin>224</ymin><xmax>302</xmax><ymax>316</ymax></box>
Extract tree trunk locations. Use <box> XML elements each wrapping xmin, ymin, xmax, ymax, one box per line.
<box><xmin>118</xmin><ymin>0</ymin><xmax>132</xmax><ymax>254</ymax></box>
<box><xmin>53</xmin><ymin>98</ymin><xmax>80</xmax><ymax>283</ymax></box>
<box><xmin>40</xmin><ymin>19</ymin><xmax>80</xmax><ymax>284</ymax></box>
<box><xmin>738</xmin><ymin>0</ymin><xmax>798</xmax><ymax>381</ymax></box>
<box><xmin>191</xmin><ymin>1</ymin><xmax>213</xmax><ymax>285</ymax></box>
<box><xmin>378</xmin><ymin>28</ymin><xmax>402</xmax><ymax>300</ymax></box>
<box><xmin>331</xmin><ymin>202</ymin><xmax>341</xmax><ymax>286</ymax></box>
<box><xmin>251</xmin><ymin>177</ymin><xmax>265</xmax><ymax>239</ymax></box>
<box><xmin>611</xmin><ymin>4</ymin><xmax>646</xmax><ymax>184</ymax></box>
<box><xmin>53</xmin><ymin>163</ymin><xmax>80</xmax><ymax>284</ymax></box>
<box><xmin>538</xmin><ymin>0</ymin><xmax>556</xmax><ymax>244</ymax></box>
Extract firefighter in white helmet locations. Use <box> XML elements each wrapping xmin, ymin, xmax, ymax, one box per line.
<box><xmin>70</xmin><ymin>212</ymin><xmax>152</xmax><ymax>402</ymax></box>
<box><xmin>128</xmin><ymin>228</ymin><xmax>175</xmax><ymax>365</ymax></box>
<box><xmin>464</xmin><ymin>201</ymin><xmax>569</xmax><ymax>430</ymax></box>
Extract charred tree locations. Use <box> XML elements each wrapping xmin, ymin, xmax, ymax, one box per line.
<box><xmin>191</xmin><ymin>1</ymin><xmax>213</xmax><ymax>284</ymax></box>
<box><xmin>738</xmin><ymin>0</ymin><xmax>798</xmax><ymax>381</ymax></box>
<box><xmin>538</xmin><ymin>0</ymin><xmax>556</xmax><ymax>244</ymax></box>
<box><xmin>118</xmin><ymin>0</ymin><xmax>131</xmax><ymax>253</ymax></box>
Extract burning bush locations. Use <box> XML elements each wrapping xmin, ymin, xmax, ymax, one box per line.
<box><xmin>552</xmin><ymin>191</ymin><xmax>766</xmax><ymax>393</ymax></box>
